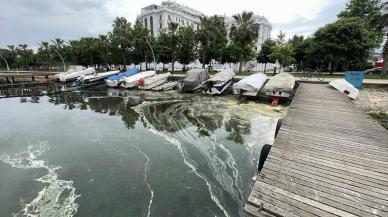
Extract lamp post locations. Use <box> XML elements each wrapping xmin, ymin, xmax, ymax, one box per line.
<box><xmin>0</xmin><ymin>54</ymin><xmax>10</xmax><ymax>71</ymax></box>
<box><xmin>52</xmin><ymin>48</ymin><xmax>66</xmax><ymax>72</ymax></box>
<box><xmin>144</xmin><ymin>36</ymin><xmax>156</xmax><ymax>70</ymax></box>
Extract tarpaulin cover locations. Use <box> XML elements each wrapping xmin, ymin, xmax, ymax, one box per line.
<box><xmin>233</xmin><ymin>73</ymin><xmax>267</xmax><ymax>92</ymax></box>
<box><xmin>106</xmin><ymin>67</ymin><xmax>140</xmax><ymax>81</ymax></box>
<box><xmin>263</xmin><ymin>73</ymin><xmax>296</xmax><ymax>93</ymax></box>
<box><xmin>202</xmin><ymin>69</ymin><xmax>235</xmax><ymax>86</ymax></box>
<box><xmin>182</xmin><ymin>69</ymin><xmax>209</xmax><ymax>91</ymax></box>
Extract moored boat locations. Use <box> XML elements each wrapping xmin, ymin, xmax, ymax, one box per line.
<box><xmin>201</xmin><ymin>69</ymin><xmax>235</xmax><ymax>95</ymax></box>
<box><xmin>58</xmin><ymin>68</ymin><xmax>96</xmax><ymax>83</ymax></box>
<box><xmin>263</xmin><ymin>73</ymin><xmax>296</xmax><ymax>98</ymax></box>
<box><xmin>329</xmin><ymin>79</ymin><xmax>359</xmax><ymax>100</ymax></box>
<box><xmin>233</xmin><ymin>73</ymin><xmax>267</xmax><ymax>97</ymax></box>
<box><xmin>121</xmin><ymin>71</ymin><xmax>156</xmax><ymax>88</ymax></box>
<box><xmin>138</xmin><ymin>72</ymin><xmax>172</xmax><ymax>90</ymax></box>
<box><xmin>152</xmin><ymin>81</ymin><xmax>181</xmax><ymax>91</ymax></box>
<box><xmin>181</xmin><ymin>69</ymin><xmax>209</xmax><ymax>92</ymax></box>
<box><xmin>78</xmin><ymin>70</ymin><xmax>119</xmax><ymax>84</ymax></box>
<box><xmin>105</xmin><ymin>67</ymin><xmax>140</xmax><ymax>87</ymax></box>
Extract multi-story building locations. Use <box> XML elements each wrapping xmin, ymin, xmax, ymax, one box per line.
<box><xmin>138</xmin><ymin>2</ymin><xmax>272</xmax><ymax>53</ymax></box>
<box><xmin>138</xmin><ymin>1</ymin><xmax>204</xmax><ymax>38</ymax></box>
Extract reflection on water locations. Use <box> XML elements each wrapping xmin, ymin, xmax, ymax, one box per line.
<box><xmin>0</xmin><ymin>86</ymin><xmax>286</xmax><ymax>217</ymax></box>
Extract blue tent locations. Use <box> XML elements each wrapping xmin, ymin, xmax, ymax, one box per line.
<box><xmin>106</xmin><ymin>67</ymin><xmax>140</xmax><ymax>81</ymax></box>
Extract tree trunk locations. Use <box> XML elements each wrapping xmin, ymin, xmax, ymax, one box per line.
<box><xmin>202</xmin><ymin>52</ymin><xmax>206</xmax><ymax>69</ymax></box>
<box><xmin>183</xmin><ymin>64</ymin><xmax>186</xmax><ymax>71</ymax></box>
<box><xmin>238</xmin><ymin>52</ymin><xmax>243</xmax><ymax>73</ymax></box>
<box><xmin>163</xmin><ymin>63</ymin><xmax>165</xmax><ymax>71</ymax></box>
<box><xmin>264</xmin><ymin>63</ymin><xmax>267</xmax><ymax>73</ymax></box>
<box><xmin>381</xmin><ymin>37</ymin><xmax>388</xmax><ymax>77</ymax></box>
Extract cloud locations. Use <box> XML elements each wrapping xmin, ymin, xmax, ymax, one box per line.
<box><xmin>0</xmin><ymin>0</ymin><xmax>349</xmax><ymax>48</ymax></box>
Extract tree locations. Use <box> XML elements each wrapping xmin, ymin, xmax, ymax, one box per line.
<box><xmin>132</xmin><ymin>20</ymin><xmax>154</xmax><ymax>69</ymax></box>
<box><xmin>339</xmin><ymin>0</ymin><xmax>382</xmax><ymax>21</ymax></box>
<box><xmin>196</xmin><ymin>16</ymin><xmax>228</xmax><ymax>68</ymax></box>
<box><xmin>16</xmin><ymin>44</ymin><xmax>33</xmax><ymax>69</ymax></box>
<box><xmin>79</xmin><ymin>37</ymin><xmax>98</xmax><ymax>66</ymax></box>
<box><xmin>109</xmin><ymin>17</ymin><xmax>133</xmax><ymax>69</ymax></box>
<box><xmin>96</xmin><ymin>35</ymin><xmax>111</xmax><ymax>68</ymax></box>
<box><xmin>270</xmin><ymin>31</ymin><xmax>294</xmax><ymax>73</ymax></box>
<box><xmin>37</xmin><ymin>42</ymin><xmax>51</xmax><ymax>69</ymax></box>
<box><xmin>257</xmin><ymin>39</ymin><xmax>275</xmax><ymax>73</ymax></box>
<box><xmin>155</xmin><ymin>30</ymin><xmax>171</xmax><ymax>71</ymax></box>
<box><xmin>314</xmin><ymin>17</ymin><xmax>379</xmax><ymax>71</ymax></box>
<box><xmin>167</xmin><ymin>22</ymin><xmax>179</xmax><ymax>73</ymax></box>
<box><xmin>177</xmin><ymin>26</ymin><xmax>197</xmax><ymax>70</ymax></box>
<box><xmin>221</xmin><ymin>43</ymin><xmax>240</xmax><ymax>64</ymax></box>
<box><xmin>370</xmin><ymin>2</ymin><xmax>388</xmax><ymax>76</ymax></box>
<box><xmin>230</xmin><ymin>11</ymin><xmax>259</xmax><ymax>73</ymax></box>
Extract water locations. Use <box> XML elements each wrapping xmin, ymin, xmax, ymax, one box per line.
<box><xmin>0</xmin><ymin>86</ymin><xmax>286</xmax><ymax>217</ymax></box>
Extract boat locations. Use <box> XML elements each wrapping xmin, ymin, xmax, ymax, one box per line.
<box><xmin>233</xmin><ymin>73</ymin><xmax>267</xmax><ymax>97</ymax></box>
<box><xmin>105</xmin><ymin>67</ymin><xmax>140</xmax><ymax>87</ymax></box>
<box><xmin>329</xmin><ymin>79</ymin><xmax>359</xmax><ymax>100</ymax></box>
<box><xmin>121</xmin><ymin>71</ymin><xmax>156</xmax><ymax>88</ymax></box>
<box><xmin>152</xmin><ymin>81</ymin><xmax>181</xmax><ymax>91</ymax></box>
<box><xmin>181</xmin><ymin>69</ymin><xmax>209</xmax><ymax>92</ymax></box>
<box><xmin>78</xmin><ymin>70</ymin><xmax>119</xmax><ymax>84</ymax></box>
<box><xmin>201</xmin><ymin>69</ymin><xmax>235</xmax><ymax>95</ymax></box>
<box><xmin>138</xmin><ymin>72</ymin><xmax>172</xmax><ymax>90</ymax></box>
<box><xmin>58</xmin><ymin>67</ymin><xmax>96</xmax><ymax>83</ymax></box>
<box><xmin>263</xmin><ymin>73</ymin><xmax>296</xmax><ymax>98</ymax></box>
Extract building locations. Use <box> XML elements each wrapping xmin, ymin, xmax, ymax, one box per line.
<box><xmin>138</xmin><ymin>1</ymin><xmax>272</xmax><ymax>53</ymax></box>
<box><xmin>138</xmin><ymin>1</ymin><xmax>204</xmax><ymax>38</ymax></box>
<box><xmin>138</xmin><ymin>1</ymin><xmax>273</xmax><ymax>71</ymax></box>
<box><xmin>222</xmin><ymin>15</ymin><xmax>272</xmax><ymax>53</ymax></box>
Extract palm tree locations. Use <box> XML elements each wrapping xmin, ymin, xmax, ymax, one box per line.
<box><xmin>167</xmin><ymin>22</ymin><xmax>179</xmax><ymax>73</ymax></box>
<box><xmin>17</xmin><ymin>44</ymin><xmax>30</xmax><ymax>69</ymax></box>
<box><xmin>38</xmin><ymin>41</ymin><xmax>51</xmax><ymax>69</ymax></box>
<box><xmin>230</xmin><ymin>11</ymin><xmax>259</xmax><ymax>73</ymax></box>
<box><xmin>97</xmin><ymin>35</ymin><xmax>111</xmax><ymax>68</ymax></box>
<box><xmin>51</xmin><ymin>38</ymin><xmax>65</xmax><ymax>50</ymax></box>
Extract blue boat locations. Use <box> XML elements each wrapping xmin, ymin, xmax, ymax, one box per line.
<box><xmin>105</xmin><ymin>67</ymin><xmax>140</xmax><ymax>87</ymax></box>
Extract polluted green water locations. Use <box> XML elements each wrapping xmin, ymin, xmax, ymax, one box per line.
<box><xmin>0</xmin><ymin>86</ymin><xmax>286</xmax><ymax>217</ymax></box>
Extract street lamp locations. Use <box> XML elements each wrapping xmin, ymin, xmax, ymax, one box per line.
<box><xmin>52</xmin><ymin>48</ymin><xmax>66</xmax><ymax>72</ymax></box>
<box><xmin>0</xmin><ymin>54</ymin><xmax>10</xmax><ymax>71</ymax></box>
<box><xmin>144</xmin><ymin>36</ymin><xmax>156</xmax><ymax>70</ymax></box>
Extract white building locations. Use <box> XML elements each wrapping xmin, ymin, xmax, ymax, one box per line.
<box><xmin>138</xmin><ymin>1</ymin><xmax>204</xmax><ymax>37</ymax></box>
<box><xmin>138</xmin><ymin>1</ymin><xmax>273</xmax><ymax>71</ymax></box>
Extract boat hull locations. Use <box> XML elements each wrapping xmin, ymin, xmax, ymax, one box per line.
<box><xmin>202</xmin><ymin>79</ymin><xmax>232</xmax><ymax>95</ymax></box>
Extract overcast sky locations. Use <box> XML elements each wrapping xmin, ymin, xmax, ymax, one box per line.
<box><xmin>0</xmin><ymin>0</ymin><xmax>349</xmax><ymax>49</ymax></box>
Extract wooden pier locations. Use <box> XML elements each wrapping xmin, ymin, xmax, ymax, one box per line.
<box><xmin>245</xmin><ymin>83</ymin><xmax>388</xmax><ymax>217</ymax></box>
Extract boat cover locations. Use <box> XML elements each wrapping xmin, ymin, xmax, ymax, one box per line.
<box><xmin>80</xmin><ymin>70</ymin><xmax>119</xmax><ymax>82</ymax></box>
<box><xmin>140</xmin><ymin>72</ymin><xmax>171</xmax><ymax>86</ymax></box>
<box><xmin>204</xmin><ymin>69</ymin><xmax>235</xmax><ymax>84</ymax></box>
<box><xmin>123</xmin><ymin>71</ymin><xmax>156</xmax><ymax>84</ymax></box>
<box><xmin>329</xmin><ymin>79</ymin><xmax>359</xmax><ymax>100</ymax></box>
<box><xmin>263</xmin><ymin>73</ymin><xmax>295</xmax><ymax>93</ymax></box>
<box><xmin>59</xmin><ymin>67</ymin><xmax>96</xmax><ymax>82</ymax></box>
<box><xmin>106</xmin><ymin>67</ymin><xmax>140</xmax><ymax>81</ymax></box>
<box><xmin>182</xmin><ymin>69</ymin><xmax>209</xmax><ymax>91</ymax></box>
<box><xmin>233</xmin><ymin>73</ymin><xmax>267</xmax><ymax>92</ymax></box>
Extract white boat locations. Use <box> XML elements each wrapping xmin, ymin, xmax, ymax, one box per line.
<box><xmin>181</xmin><ymin>69</ymin><xmax>209</xmax><ymax>92</ymax></box>
<box><xmin>263</xmin><ymin>73</ymin><xmax>296</xmax><ymax>98</ymax></box>
<box><xmin>329</xmin><ymin>79</ymin><xmax>359</xmax><ymax>100</ymax></box>
<box><xmin>58</xmin><ymin>68</ymin><xmax>96</xmax><ymax>83</ymax></box>
<box><xmin>201</xmin><ymin>69</ymin><xmax>235</xmax><ymax>95</ymax></box>
<box><xmin>152</xmin><ymin>81</ymin><xmax>180</xmax><ymax>91</ymax></box>
<box><xmin>105</xmin><ymin>67</ymin><xmax>140</xmax><ymax>87</ymax></box>
<box><xmin>233</xmin><ymin>73</ymin><xmax>267</xmax><ymax>96</ymax></box>
<box><xmin>138</xmin><ymin>72</ymin><xmax>172</xmax><ymax>90</ymax></box>
<box><xmin>78</xmin><ymin>70</ymin><xmax>119</xmax><ymax>84</ymax></box>
<box><xmin>121</xmin><ymin>71</ymin><xmax>156</xmax><ymax>88</ymax></box>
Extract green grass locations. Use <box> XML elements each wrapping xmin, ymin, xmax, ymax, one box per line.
<box><xmin>368</xmin><ymin>112</ymin><xmax>388</xmax><ymax>130</ymax></box>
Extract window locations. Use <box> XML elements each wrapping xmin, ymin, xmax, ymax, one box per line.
<box><xmin>160</xmin><ymin>15</ymin><xmax>162</xmax><ymax>20</ymax></box>
<box><xmin>150</xmin><ymin>16</ymin><xmax>154</xmax><ymax>37</ymax></box>
<box><xmin>168</xmin><ymin>15</ymin><xmax>171</xmax><ymax>21</ymax></box>
<box><xmin>144</xmin><ymin>18</ymin><xmax>148</xmax><ymax>28</ymax></box>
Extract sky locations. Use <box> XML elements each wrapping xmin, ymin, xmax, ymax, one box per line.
<box><xmin>0</xmin><ymin>0</ymin><xmax>349</xmax><ymax>49</ymax></box>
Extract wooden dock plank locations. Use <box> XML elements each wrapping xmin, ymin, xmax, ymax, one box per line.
<box><xmin>245</xmin><ymin>83</ymin><xmax>388</xmax><ymax>217</ymax></box>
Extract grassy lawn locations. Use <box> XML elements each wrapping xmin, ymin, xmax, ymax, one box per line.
<box><xmin>368</xmin><ymin>112</ymin><xmax>388</xmax><ymax>130</ymax></box>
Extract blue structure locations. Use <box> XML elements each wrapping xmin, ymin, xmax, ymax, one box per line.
<box><xmin>106</xmin><ymin>67</ymin><xmax>140</xmax><ymax>81</ymax></box>
<box><xmin>345</xmin><ymin>71</ymin><xmax>364</xmax><ymax>89</ymax></box>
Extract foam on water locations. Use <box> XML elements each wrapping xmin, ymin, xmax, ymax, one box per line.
<box><xmin>0</xmin><ymin>142</ymin><xmax>80</xmax><ymax>217</ymax></box>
